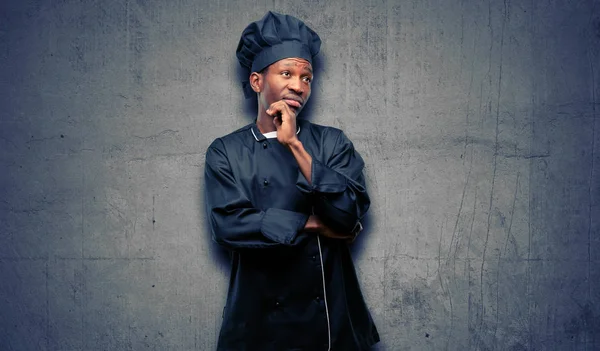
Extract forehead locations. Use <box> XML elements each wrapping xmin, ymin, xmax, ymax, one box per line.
<box><xmin>272</xmin><ymin>58</ymin><xmax>312</xmax><ymax>72</ymax></box>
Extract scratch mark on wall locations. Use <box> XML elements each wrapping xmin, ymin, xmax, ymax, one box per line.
<box><xmin>527</xmin><ymin>2</ymin><xmax>536</xmax><ymax>349</ymax></box>
<box><xmin>503</xmin><ymin>172</ymin><xmax>520</xmax><ymax>257</ymax></box>
<box><xmin>479</xmin><ymin>0</ymin><xmax>508</xmax><ymax>344</ymax></box>
<box><xmin>80</xmin><ymin>101</ymin><xmax>87</xmax><ymax>349</ymax></box>
<box><xmin>437</xmin><ymin>219</ymin><xmax>453</xmax><ymax>351</ymax></box>
<box><xmin>132</xmin><ymin>129</ymin><xmax>179</xmax><ymax>140</ymax></box>
<box><xmin>447</xmin><ymin>145</ymin><xmax>472</xmax><ymax>270</ymax></box>
<box><xmin>501</xmin><ymin>153</ymin><xmax>550</xmax><ymax>159</ymax></box>
<box><xmin>495</xmin><ymin>171</ymin><xmax>519</xmax><ymax>341</ymax></box>
<box><xmin>126</xmin><ymin>151</ymin><xmax>205</xmax><ymax>163</ymax></box>
<box><xmin>466</xmin><ymin>184</ymin><xmax>477</xmax><ymax>350</ymax></box>
<box><xmin>585</xmin><ymin>6</ymin><xmax>597</xmax><ymax>347</ymax></box>
<box><xmin>45</xmin><ymin>259</ymin><xmax>49</xmax><ymax>350</ymax></box>
<box><xmin>152</xmin><ymin>195</ymin><xmax>155</xmax><ymax>231</ymax></box>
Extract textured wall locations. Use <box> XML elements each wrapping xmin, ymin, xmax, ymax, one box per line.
<box><xmin>1</xmin><ymin>0</ymin><xmax>599</xmax><ymax>350</ymax></box>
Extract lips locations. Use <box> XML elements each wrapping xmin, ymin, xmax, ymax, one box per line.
<box><xmin>283</xmin><ymin>97</ymin><xmax>303</xmax><ymax>109</ymax></box>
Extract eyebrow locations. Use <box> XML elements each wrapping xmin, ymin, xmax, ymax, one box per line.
<box><xmin>281</xmin><ymin>62</ymin><xmax>313</xmax><ymax>74</ymax></box>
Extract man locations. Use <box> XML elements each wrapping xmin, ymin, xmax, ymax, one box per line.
<box><xmin>204</xmin><ymin>11</ymin><xmax>379</xmax><ymax>350</ymax></box>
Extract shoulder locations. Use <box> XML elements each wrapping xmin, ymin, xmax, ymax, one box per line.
<box><xmin>299</xmin><ymin>120</ymin><xmax>355</xmax><ymax>151</ymax></box>
<box><xmin>207</xmin><ymin>123</ymin><xmax>255</xmax><ymax>151</ymax></box>
<box><xmin>298</xmin><ymin>119</ymin><xmax>344</xmax><ymax>142</ymax></box>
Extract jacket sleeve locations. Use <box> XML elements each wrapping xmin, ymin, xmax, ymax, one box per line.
<box><xmin>296</xmin><ymin>130</ymin><xmax>370</xmax><ymax>233</ymax></box>
<box><xmin>204</xmin><ymin>139</ymin><xmax>310</xmax><ymax>250</ymax></box>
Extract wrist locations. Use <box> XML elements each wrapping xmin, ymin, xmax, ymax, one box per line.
<box><xmin>304</xmin><ymin>215</ymin><xmax>322</xmax><ymax>232</ymax></box>
<box><xmin>286</xmin><ymin>137</ymin><xmax>302</xmax><ymax>149</ymax></box>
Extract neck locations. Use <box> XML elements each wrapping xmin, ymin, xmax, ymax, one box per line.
<box><xmin>255</xmin><ymin>104</ymin><xmax>276</xmax><ymax>134</ymax></box>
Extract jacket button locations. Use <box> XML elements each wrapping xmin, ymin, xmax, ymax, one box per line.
<box><xmin>275</xmin><ymin>301</ymin><xmax>280</xmax><ymax>308</ymax></box>
<box><xmin>263</xmin><ymin>179</ymin><xmax>269</xmax><ymax>186</ymax></box>
<box><xmin>315</xmin><ymin>296</ymin><xmax>320</xmax><ymax>302</ymax></box>
<box><xmin>311</xmin><ymin>255</ymin><xmax>317</xmax><ymax>261</ymax></box>
<box><xmin>262</xmin><ymin>142</ymin><xmax>268</xmax><ymax>149</ymax></box>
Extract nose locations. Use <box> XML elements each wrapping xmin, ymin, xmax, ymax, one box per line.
<box><xmin>288</xmin><ymin>77</ymin><xmax>304</xmax><ymax>95</ymax></box>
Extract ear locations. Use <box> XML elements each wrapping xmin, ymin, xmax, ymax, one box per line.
<box><xmin>249</xmin><ymin>72</ymin><xmax>262</xmax><ymax>93</ymax></box>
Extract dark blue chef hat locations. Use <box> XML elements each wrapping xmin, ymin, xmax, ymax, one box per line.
<box><xmin>236</xmin><ymin>11</ymin><xmax>321</xmax><ymax>98</ymax></box>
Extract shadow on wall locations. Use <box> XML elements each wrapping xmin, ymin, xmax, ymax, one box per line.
<box><xmin>202</xmin><ymin>185</ymin><xmax>231</xmax><ymax>273</ymax></box>
<box><xmin>349</xmin><ymin>211</ymin><xmax>372</xmax><ymax>259</ymax></box>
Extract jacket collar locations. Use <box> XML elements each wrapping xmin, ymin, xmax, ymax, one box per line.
<box><xmin>250</xmin><ymin>123</ymin><xmax>301</xmax><ymax>142</ymax></box>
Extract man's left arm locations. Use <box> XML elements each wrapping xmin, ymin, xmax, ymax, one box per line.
<box><xmin>270</xmin><ymin>102</ymin><xmax>369</xmax><ymax>236</ymax></box>
<box><xmin>292</xmin><ymin>129</ymin><xmax>370</xmax><ymax>235</ymax></box>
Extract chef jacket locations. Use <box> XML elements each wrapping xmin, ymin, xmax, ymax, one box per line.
<box><xmin>204</xmin><ymin>119</ymin><xmax>380</xmax><ymax>350</ymax></box>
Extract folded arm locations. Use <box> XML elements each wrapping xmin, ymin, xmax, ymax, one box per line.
<box><xmin>295</xmin><ymin>130</ymin><xmax>370</xmax><ymax>235</ymax></box>
<box><xmin>204</xmin><ymin>139</ymin><xmax>311</xmax><ymax>250</ymax></box>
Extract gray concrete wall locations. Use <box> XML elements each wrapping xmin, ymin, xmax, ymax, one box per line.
<box><xmin>1</xmin><ymin>0</ymin><xmax>598</xmax><ymax>350</ymax></box>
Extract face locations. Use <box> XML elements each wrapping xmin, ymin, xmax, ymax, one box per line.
<box><xmin>252</xmin><ymin>57</ymin><xmax>313</xmax><ymax>116</ymax></box>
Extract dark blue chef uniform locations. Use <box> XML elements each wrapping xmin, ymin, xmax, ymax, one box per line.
<box><xmin>204</xmin><ymin>11</ymin><xmax>380</xmax><ymax>351</ymax></box>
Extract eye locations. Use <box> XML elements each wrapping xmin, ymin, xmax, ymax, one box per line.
<box><xmin>281</xmin><ymin>71</ymin><xmax>290</xmax><ymax>77</ymax></box>
<box><xmin>302</xmin><ymin>76</ymin><xmax>312</xmax><ymax>83</ymax></box>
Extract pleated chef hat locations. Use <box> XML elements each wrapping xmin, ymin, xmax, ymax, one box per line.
<box><xmin>236</xmin><ymin>11</ymin><xmax>321</xmax><ymax>98</ymax></box>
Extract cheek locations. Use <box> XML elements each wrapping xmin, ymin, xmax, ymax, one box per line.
<box><xmin>261</xmin><ymin>82</ymin><xmax>274</xmax><ymax>103</ymax></box>
<box><xmin>267</xmin><ymin>83</ymin><xmax>281</xmax><ymax>101</ymax></box>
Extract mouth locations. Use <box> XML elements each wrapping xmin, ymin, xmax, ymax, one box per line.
<box><xmin>283</xmin><ymin>97</ymin><xmax>303</xmax><ymax>109</ymax></box>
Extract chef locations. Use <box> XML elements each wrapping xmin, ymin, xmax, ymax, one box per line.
<box><xmin>204</xmin><ymin>11</ymin><xmax>380</xmax><ymax>350</ymax></box>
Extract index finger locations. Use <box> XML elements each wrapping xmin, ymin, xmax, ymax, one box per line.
<box><xmin>267</xmin><ymin>101</ymin><xmax>295</xmax><ymax>119</ymax></box>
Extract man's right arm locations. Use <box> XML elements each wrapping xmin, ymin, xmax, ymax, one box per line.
<box><xmin>204</xmin><ymin>139</ymin><xmax>312</xmax><ymax>250</ymax></box>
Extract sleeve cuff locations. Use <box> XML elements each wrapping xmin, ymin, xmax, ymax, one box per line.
<box><xmin>260</xmin><ymin>208</ymin><xmax>309</xmax><ymax>245</ymax></box>
<box><xmin>296</xmin><ymin>158</ymin><xmax>348</xmax><ymax>194</ymax></box>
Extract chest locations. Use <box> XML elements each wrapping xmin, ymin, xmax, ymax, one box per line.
<box><xmin>229</xmin><ymin>138</ymin><xmax>312</xmax><ymax>211</ymax></box>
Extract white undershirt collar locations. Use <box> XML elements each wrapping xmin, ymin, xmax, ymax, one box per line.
<box><xmin>251</xmin><ymin>125</ymin><xmax>301</xmax><ymax>141</ymax></box>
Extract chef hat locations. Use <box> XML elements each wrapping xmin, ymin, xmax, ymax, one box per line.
<box><xmin>236</xmin><ymin>11</ymin><xmax>321</xmax><ymax>98</ymax></box>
